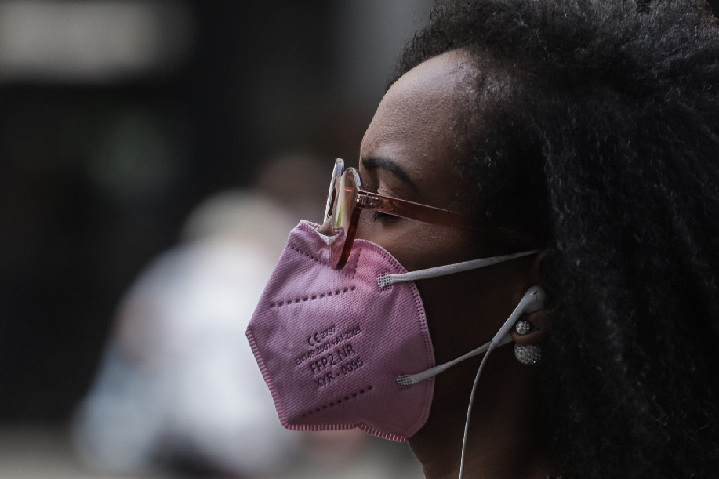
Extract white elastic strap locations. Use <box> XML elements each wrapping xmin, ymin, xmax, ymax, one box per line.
<box><xmin>378</xmin><ymin>250</ymin><xmax>539</xmax><ymax>288</ymax></box>
<box><xmin>395</xmin><ymin>334</ymin><xmax>513</xmax><ymax>386</ymax></box>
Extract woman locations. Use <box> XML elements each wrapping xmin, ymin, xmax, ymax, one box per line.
<box><xmin>247</xmin><ymin>1</ymin><xmax>719</xmax><ymax>478</ymax></box>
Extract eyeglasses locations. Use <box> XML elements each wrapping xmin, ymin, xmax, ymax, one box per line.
<box><xmin>323</xmin><ymin>158</ymin><xmax>532</xmax><ymax>269</ymax></box>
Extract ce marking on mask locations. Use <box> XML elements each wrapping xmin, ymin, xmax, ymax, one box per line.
<box><xmin>307</xmin><ymin>325</ymin><xmax>335</xmax><ymax>347</ymax></box>
<box><xmin>295</xmin><ymin>324</ymin><xmax>365</xmax><ymax>389</ymax></box>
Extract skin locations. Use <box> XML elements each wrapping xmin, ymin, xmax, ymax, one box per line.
<box><xmin>353</xmin><ymin>50</ymin><xmax>555</xmax><ymax>479</ymax></box>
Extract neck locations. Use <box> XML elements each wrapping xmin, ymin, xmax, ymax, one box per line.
<box><xmin>408</xmin><ymin>347</ymin><xmax>555</xmax><ymax>479</ymax></box>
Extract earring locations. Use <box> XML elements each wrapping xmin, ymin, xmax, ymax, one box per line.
<box><xmin>513</xmin><ymin>320</ymin><xmax>541</xmax><ymax>365</ymax></box>
<box><xmin>514</xmin><ymin>320</ymin><xmax>532</xmax><ymax>335</ymax></box>
<box><xmin>514</xmin><ymin>343</ymin><xmax>541</xmax><ymax>365</ymax></box>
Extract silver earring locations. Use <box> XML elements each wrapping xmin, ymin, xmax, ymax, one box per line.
<box><xmin>513</xmin><ymin>343</ymin><xmax>541</xmax><ymax>365</ymax></box>
<box><xmin>513</xmin><ymin>320</ymin><xmax>541</xmax><ymax>365</ymax></box>
<box><xmin>514</xmin><ymin>320</ymin><xmax>532</xmax><ymax>335</ymax></box>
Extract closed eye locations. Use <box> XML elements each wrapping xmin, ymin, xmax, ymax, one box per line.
<box><xmin>373</xmin><ymin>211</ymin><xmax>401</xmax><ymax>222</ymax></box>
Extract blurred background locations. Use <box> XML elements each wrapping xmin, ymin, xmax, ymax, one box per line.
<box><xmin>0</xmin><ymin>0</ymin><xmax>436</xmax><ymax>477</ymax></box>
<box><xmin>3</xmin><ymin>1</ymin><xmax>719</xmax><ymax>478</ymax></box>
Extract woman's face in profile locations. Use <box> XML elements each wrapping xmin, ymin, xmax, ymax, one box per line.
<box><xmin>355</xmin><ymin>50</ymin><xmax>534</xmax><ymax>372</ymax></box>
<box><xmin>356</xmin><ymin>49</ymin><xmax>479</xmax><ymax>272</ymax></box>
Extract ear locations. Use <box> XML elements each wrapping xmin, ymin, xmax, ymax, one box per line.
<box><xmin>511</xmin><ymin>250</ymin><xmax>552</xmax><ymax>346</ymax></box>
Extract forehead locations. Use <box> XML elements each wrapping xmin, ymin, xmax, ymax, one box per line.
<box><xmin>362</xmin><ymin>50</ymin><xmax>474</xmax><ymax>152</ymax></box>
<box><xmin>360</xmin><ymin>49</ymin><xmax>476</xmax><ymax>206</ymax></box>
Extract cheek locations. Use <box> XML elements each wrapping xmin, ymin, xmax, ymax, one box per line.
<box><xmin>417</xmin><ymin>275</ymin><xmax>481</xmax><ymax>363</ymax></box>
<box><xmin>355</xmin><ymin>213</ymin><xmax>477</xmax><ymax>272</ymax></box>
<box><xmin>416</xmin><ymin>266</ymin><xmax>522</xmax><ymax>365</ymax></box>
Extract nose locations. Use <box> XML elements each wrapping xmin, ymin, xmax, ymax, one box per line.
<box><xmin>317</xmin><ymin>217</ymin><xmax>335</xmax><ymax>236</ymax></box>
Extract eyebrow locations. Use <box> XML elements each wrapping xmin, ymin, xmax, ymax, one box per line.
<box><xmin>360</xmin><ymin>156</ymin><xmax>419</xmax><ymax>192</ymax></box>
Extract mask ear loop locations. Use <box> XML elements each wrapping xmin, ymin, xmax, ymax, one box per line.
<box><xmin>458</xmin><ymin>286</ymin><xmax>545</xmax><ymax>479</ymax></box>
<box><xmin>378</xmin><ymin>250</ymin><xmax>540</xmax><ymax>288</ymax></box>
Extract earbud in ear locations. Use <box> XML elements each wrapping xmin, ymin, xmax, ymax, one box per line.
<box><xmin>493</xmin><ymin>285</ymin><xmax>547</xmax><ymax>343</ymax></box>
<box><xmin>519</xmin><ymin>285</ymin><xmax>546</xmax><ymax>315</ymax></box>
<box><xmin>511</xmin><ymin>286</ymin><xmax>547</xmax><ymax>366</ymax></box>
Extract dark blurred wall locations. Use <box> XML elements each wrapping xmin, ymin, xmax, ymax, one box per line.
<box><xmin>0</xmin><ymin>1</ymin><xmax>341</xmax><ymax>423</ymax></box>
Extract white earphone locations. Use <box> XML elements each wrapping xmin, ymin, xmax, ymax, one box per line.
<box><xmin>491</xmin><ymin>285</ymin><xmax>546</xmax><ymax>345</ymax></box>
<box><xmin>519</xmin><ymin>285</ymin><xmax>546</xmax><ymax>314</ymax></box>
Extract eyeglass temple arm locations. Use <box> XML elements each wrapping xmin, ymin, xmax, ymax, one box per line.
<box><xmin>357</xmin><ymin>191</ymin><xmax>533</xmax><ymax>246</ymax></box>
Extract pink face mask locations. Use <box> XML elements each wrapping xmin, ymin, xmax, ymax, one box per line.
<box><xmin>246</xmin><ymin>221</ymin><xmax>541</xmax><ymax>442</ymax></box>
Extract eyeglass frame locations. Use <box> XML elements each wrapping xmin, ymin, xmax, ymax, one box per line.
<box><xmin>323</xmin><ymin>158</ymin><xmax>535</xmax><ymax>269</ymax></box>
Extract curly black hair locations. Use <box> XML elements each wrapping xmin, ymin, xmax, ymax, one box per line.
<box><xmin>391</xmin><ymin>1</ymin><xmax>719</xmax><ymax>478</ymax></box>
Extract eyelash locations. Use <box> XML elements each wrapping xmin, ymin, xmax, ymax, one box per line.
<box><xmin>372</xmin><ymin>211</ymin><xmax>400</xmax><ymax>221</ymax></box>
